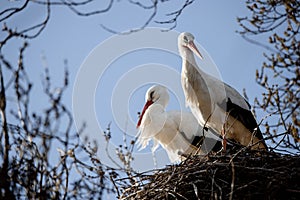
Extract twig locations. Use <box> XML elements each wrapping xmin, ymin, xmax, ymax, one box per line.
<box><xmin>229</xmin><ymin>161</ymin><xmax>235</xmax><ymax>200</ymax></box>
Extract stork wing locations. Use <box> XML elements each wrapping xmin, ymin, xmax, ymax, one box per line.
<box><xmin>223</xmin><ymin>98</ymin><xmax>267</xmax><ymax>149</ymax></box>
<box><xmin>169</xmin><ymin>111</ymin><xmax>224</xmax><ymax>153</ymax></box>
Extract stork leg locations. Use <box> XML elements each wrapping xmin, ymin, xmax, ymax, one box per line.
<box><xmin>221</xmin><ymin>124</ymin><xmax>227</xmax><ymax>152</ymax></box>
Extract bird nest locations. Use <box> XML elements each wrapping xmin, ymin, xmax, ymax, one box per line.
<box><xmin>118</xmin><ymin>150</ymin><xmax>300</xmax><ymax>199</ymax></box>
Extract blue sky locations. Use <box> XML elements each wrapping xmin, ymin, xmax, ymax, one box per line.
<box><xmin>2</xmin><ymin>0</ymin><xmax>268</xmax><ymax>172</ymax></box>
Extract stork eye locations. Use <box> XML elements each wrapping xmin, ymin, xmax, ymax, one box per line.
<box><xmin>150</xmin><ymin>91</ymin><xmax>154</xmax><ymax>100</ymax></box>
<box><xmin>183</xmin><ymin>36</ymin><xmax>188</xmax><ymax>42</ymax></box>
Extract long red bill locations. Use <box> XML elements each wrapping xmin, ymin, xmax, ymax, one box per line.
<box><xmin>188</xmin><ymin>41</ymin><xmax>203</xmax><ymax>60</ymax></box>
<box><xmin>136</xmin><ymin>100</ymin><xmax>153</xmax><ymax>128</ymax></box>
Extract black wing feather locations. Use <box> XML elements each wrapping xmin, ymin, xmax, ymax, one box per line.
<box><xmin>226</xmin><ymin>98</ymin><xmax>267</xmax><ymax>148</ymax></box>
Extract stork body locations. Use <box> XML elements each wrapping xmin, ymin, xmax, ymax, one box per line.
<box><xmin>178</xmin><ymin>32</ymin><xmax>267</xmax><ymax>150</ymax></box>
<box><xmin>136</xmin><ymin>85</ymin><xmax>222</xmax><ymax>163</ymax></box>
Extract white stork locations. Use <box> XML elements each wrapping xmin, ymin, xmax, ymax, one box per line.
<box><xmin>136</xmin><ymin>85</ymin><xmax>223</xmax><ymax>163</ymax></box>
<box><xmin>178</xmin><ymin>32</ymin><xmax>267</xmax><ymax>151</ymax></box>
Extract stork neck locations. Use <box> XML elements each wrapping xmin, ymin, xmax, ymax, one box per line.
<box><xmin>156</xmin><ymin>94</ymin><xmax>169</xmax><ymax>109</ymax></box>
<box><xmin>180</xmin><ymin>47</ymin><xmax>198</xmax><ymax>68</ymax></box>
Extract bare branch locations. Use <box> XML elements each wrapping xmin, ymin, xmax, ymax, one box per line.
<box><xmin>238</xmin><ymin>0</ymin><xmax>300</xmax><ymax>152</ymax></box>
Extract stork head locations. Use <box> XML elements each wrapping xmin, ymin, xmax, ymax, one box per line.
<box><xmin>178</xmin><ymin>32</ymin><xmax>203</xmax><ymax>60</ymax></box>
<box><xmin>145</xmin><ymin>85</ymin><xmax>169</xmax><ymax>108</ymax></box>
<box><xmin>137</xmin><ymin>85</ymin><xmax>169</xmax><ymax>127</ymax></box>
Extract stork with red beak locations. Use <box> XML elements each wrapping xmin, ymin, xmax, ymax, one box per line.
<box><xmin>136</xmin><ymin>85</ymin><xmax>223</xmax><ymax>163</ymax></box>
<box><xmin>178</xmin><ymin>32</ymin><xmax>267</xmax><ymax>151</ymax></box>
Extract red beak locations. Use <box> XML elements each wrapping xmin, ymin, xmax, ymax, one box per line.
<box><xmin>187</xmin><ymin>41</ymin><xmax>203</xmax><ymax>60</ymax></box>
<box><xmin>136</xmin><ymin>100</ymin><xmax>153</xmax><ymax>128</ymax></box>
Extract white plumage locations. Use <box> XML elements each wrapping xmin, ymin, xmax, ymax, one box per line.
<box><xmin>136</xmin><ymin>85</ymin><xmax>221</xmax><ymax>163</ymax></box>
<box><xmin>178</xmin><ymin>32</ymin><xmax>267</xmax><ymax>150</ymax></box>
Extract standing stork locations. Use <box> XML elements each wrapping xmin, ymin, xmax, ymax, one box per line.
<box><xmin>178</xmin><ymin>32</ymin><xmax>267</xmax><ymax>150</ymax></box>
<box><xmin>136</xmin><ymin>85</ymin><xmax>223</xmax><ymax>163</ymax></box>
